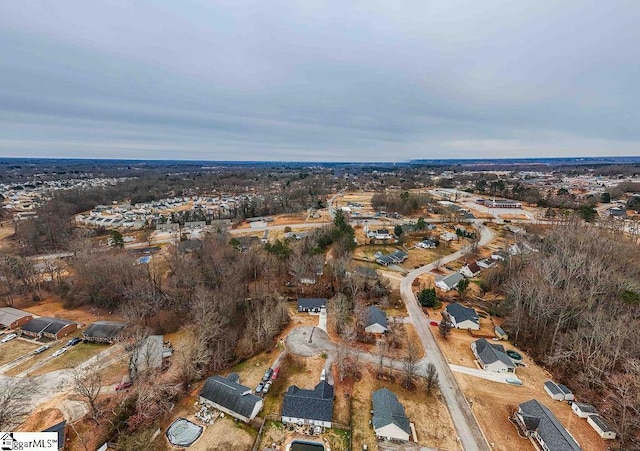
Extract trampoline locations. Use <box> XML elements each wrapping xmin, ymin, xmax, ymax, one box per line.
<box><xmin>166</xmin><ymin>418</ymin><xmax>203</xmax><ymax>447</ymax></box>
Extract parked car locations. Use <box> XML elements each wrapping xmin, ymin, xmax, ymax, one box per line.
<box><xmin>262</xmin><ymin>381</ymin><xmax>272</xmax><ymax>394</ymax></box>
<box><xmin>255</xmin><ymin>382</ymin><xmax>265</xmax><ymax>394</ymax></box>
<box><xmin>115</xmin><ymin>381</ymin><xmax>132</xmax><ymax>391</ymax></box>
<box><xmin>34</xmin><ymin>345</ymin><xmax>50</xmax><ymax>354</ymax></box>
<box><xmin>429</xmin><ymin>320</ymin><xmax>439</xmax><ymax>327</ymax></box>
<box><xmin>271</xmin><ymin>367</ymin><xmax>280</xmax><ymax>380</ymax></box>
<box><xmin>263</xmin><ymin>368</ymin><xmax>274</xmax><ymax>382</ymax></box>
<box><xmin>52</xmin><ymin>347</ymin><xmax>68</xmax><ymax>357</ymax></box>
<box><xmin>1</xmin><ymin>333</ymin><xmax>17</xmax><ymax>343</ymax></box>
<box><xmin>66</xmin><ymin>337</ymin><xmax>82</xmax><ymax>347</ymax></box>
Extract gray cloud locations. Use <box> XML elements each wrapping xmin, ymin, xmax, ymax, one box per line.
<box><xmin>1</xmin><ymin>0</ymin><xmax>639</xmax><ymax>161</ymax></box>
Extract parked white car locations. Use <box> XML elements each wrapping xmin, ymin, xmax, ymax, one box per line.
<box><xmin>52</xmin><ymin>347</ymin><xmax>68</xmax><ymax>357</ymax></box>
<box><xmin>1</xmin><ymin>333</ymin><xmax>17</xmax><ymax>343</ymax></box>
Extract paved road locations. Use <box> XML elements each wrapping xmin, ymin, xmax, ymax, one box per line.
<box><xmin>399</xmin><ymin>222</ymin><xmax>495</xmax><ymax>451</ymax></box>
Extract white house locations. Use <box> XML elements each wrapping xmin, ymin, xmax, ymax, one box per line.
<box><xmin>557</xmin><ymin>384</ymin><xmax>574</xmax><ymax>401</ymax></box>
<box><xmin>544</xmin><ymin>381</ymin><xmax>565</xmax><ymax>401</ymax></box>
<box><xmin>516</xmin><ymin>399</ymin><xmax>581</xmax><ymax>451</ymax></box>
<box><xmin>367</xmin><ymin>229</ymin><xmax>393</xmax><ymax>240</ymax></box>
<box><xmin>445</xmin><ymin>303</ymin><xmax>480</xmax><ymax>330</ymax></box>
<box><xmin>364</xmin><ymin>306</ymin><xmax>388</xmax><ymax>334</ymax></box>
<box><xmin>587</xmin><ymin>415</ymin><xmax>616</xmax><ymax>440</ymax></box>
<box><xmin>439</xmin><ymin>232</ymin><xmax>457</xmax><ymax>242</ymax></box>
<box><xmin>471</xmin><ymin>338</ymin><xmax>516</xmax><ymax>373</ymax></box>
<box><xmin>435</xmin><ymin>273</ymin><xmax>465</xmax><ymax>292</ymax></box>
<box><xmin>459</xmin><ymin>262</ymin><xmax>481</xmax><ymax>278</ymax></box>
<box><xmin>416</xmin><ymin>239</ymin><xmax>436</xmax><ymax>249</ymax></box>
<box><xmin>571</xmin><ymin>402</ymin><xmax>598</xmax><ymax>418</ymax></box>
<box><xmin>477</xmin><ymin>258</ymin><xmax>496</xmax><ymax>269</ymax></box>
<box><xmin>372</xmin><ymin>388</ymin><xmax>411</xmax><ymax>442</ymax></box>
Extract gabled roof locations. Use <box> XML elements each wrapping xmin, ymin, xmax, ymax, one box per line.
<box><xmin>445</xmin><ymin>303</ymin><xmax>479</xmax><ymax>325</ymax></box>
<box><xmin>83</xmin><ymin>321</ymin><xmax>127</xmax><ymax>340</ymax></box>
<box><xmin>282</xmin><ymin>380</ymin><xmax>334</xmax><ymax>423</ymax></box>
<box><xmin>438</xmin><ymin>272</ymin><xmax>464</xmax><ymax>289</ymax></box>
<box><xmin>589</xmin><ymin>415</ymin><xmax>614</xmax><ymax>432</ymax></box>
<box><xmin>544</xmin><ymin>381</ymin><xmax>563</xmax><ymax>395</ymax></box>
<box><xmin>21</xmin><ymin>317</ymin><xmax>76</xmax><ymax>335</ymax></box>
<box><xmin>372</xmin><ymin>388</ymin><xmax>411</xmax><ymax>435</ymax></box>
<box><xmin>298</xmin><ymin>298</ymin><xmax>327</xmax><ymax>310</ymax></box>
<box><xmin>465</xmin><ymin>261</ymin><xmax>481</xmax><ymax>274</ymax></box>
<box><xmin>0</xmin><ymin>307</ymin><xmax>32</xmax><ymax>327</ymax></box>
<box><xmin>518</xmin><ymin>399</ymin><xmax>581</xmax><ymax>451</ymax></box>
<box><xmin>573</xmin><ymin>402</ymin><xmax>598</xmax><ymax>414</ymax></box>
<box><xmin>200</xmin><ymin>374</ymin><xmax>262</xmax><ymax>419</ymax></box>
<box><xmin>557</xmin><ymin>384</ymin><xmax>572</xmax><ymax>395</ymax></box>
<box><xmin>366</xmin><ymin>306</ymin><xmax>387</xmax><ymax>329</ymax></box>
<box><xmin>42</xmin><ymin>420</ymin><xmax>66</xmax><ymax>450</ymax></box>
<box><xmin>473</xmin><ymin>338</ymin><xmax>515</xmax><ymax>369</ymax></box>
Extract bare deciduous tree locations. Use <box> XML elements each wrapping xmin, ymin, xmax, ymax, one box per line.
<box><xmin>72</xmin><ymin>366</ymin><xmax>103</xmax><ymax>423</ymax></box>
<box><xmin>425</xmin><ymin>362</ymin><xmax>440</xmax><ymax>395</ymax></box>
<box><xmin>0</xmin><ymin>378</ymin><xmax>36</xmax><ymax>429</ymax></box>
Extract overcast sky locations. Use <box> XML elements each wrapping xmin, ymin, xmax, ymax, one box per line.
<box><xmin>1</xmin><ymin>1</ymin><xmax>639</xmax><ymax>161</ymax></box>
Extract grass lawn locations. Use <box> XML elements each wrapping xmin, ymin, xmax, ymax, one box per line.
<box><xmin>29</xmin><ymin>342</ymin><xmax>107</xmax><ymax>375</ymax></box>
<box><xmin>0</xmin><ymin>340</ymin><xmax>38</xmax><ymax>366</ymax></box>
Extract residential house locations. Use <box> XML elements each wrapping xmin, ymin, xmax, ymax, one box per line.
<box><xmin>367</xmin><ymin>229</ymin><xmax>393</xmax><ymax>240</ymax></box>
<box><xmin>364</xmin><ymin>306</ymin><xmax>388</xmax><ymax>334</ymax></box>
<box><xmin>282</xmin><ymin>380</ymin><xmax>334</xmax><ymax>428</ymax></box>
<box><xmin>20</xmin><ymin>317</ymin><xmax>78</xmax><ymax>340</ymax></box>
<box><xmin>491</xmin><ymin>250</ymin><xmax>508</xmax><ymax>261</ymax></box>
<box><xmin>82</xmin><ymin>321</ymin><xmax>128</xmax><ymax>344</ymax></box>
<box><xmin>477</xmin><ymin>258</ymin><xmax>496</xmax><ymax>269</ymax></box>
<box><xmin>439</xmin><ymin>232</ymin><xmax>457</xmax><ymax>242</ymax></box>
<box><xmin>42</xmin><ymin>420</ymin><xmax>66</xmax><ymax>451</ymax></box>
<box><xmin>156</xmin><ymin>223</ymin><xmax>180</xmax><ymax>233</ymax></box>
<box><xmin>0</xmin><ymin>307</ymin><xmax>33</xmax><ymax>329</ymax></box>
<box><xmin>571</xmin><ymin>402</ymin><xmax>598</xmax><ymax>418</ymax></box>
<box><xmin>298</xmin><ymin>298</ymin><xmax>327</xmax><ymax>313</ymax></box>
<box><xmin>389</xmin><ymin>250</ymin><xmax>408</xmax><ymax>264</ymax></box>
<box><xmin>494</xmin><ymin>326</ymin><xmax>508</xmax><ymax>340</ymax></box>
<box><xmin>471</xmin><ymin>338</ymin><xmax>516</xmax><ymax>373</ymax></box>
<box><xmin>587</xmin><ymin>415</ymin><xmax>616</xmax><ymax>440</ymax></box>
<box><xmin>605</xmin><ymin>206</ymin><xmax>627</xmax><ymax>219</ymax></box>
<box><xmin>372</xmin><ymin>388</ymin><xmax>411</xmax><ymax>442</ymax></box>
<box><xmin>199</xmin><ymin>373</ymin><xmax>263</xmax><ymax>423</ymax></box>
<box><xmin>459</xmin><ymin>261</ymin><xmax>481</xmax><ymax>278</ymax></box>
<box><xmin>435</xmin><ymin>273</ymin><xmax>465</xmax><ymax>292</ymax></box>
<box><xmin>416</xmin><ymin>239</ymin><xmax>436</xmax><ymax>249</ymax></box>
<box><xmin>444</xmin><ymin>303</ymin><xmax>480</xmax><ymax>330</ymax></box>
<box><xmin>183</xmin><ymin>221</ymin><xmax>206</xmax><ymax>230</ymax></box>
<box><xmin>515</xmin><ymin>399</ymin><xmax>581</xmax><ymax>451</ymax></box>
<box><xmin>544</xmin><ymin>381</ymin><xmax>565</xmax><ymax>401</ymax></box>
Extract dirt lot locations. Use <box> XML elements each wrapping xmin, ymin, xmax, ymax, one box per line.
<box><xmin>190</xmin><ymin>415</ymin><xmax>257</xmax><ymax>451</ymax></box>
<box><xmin>352</xmin><ymin>365</ymin><xmax>461</xmax><ymax>451</ymax></box>
<box><xmin>431</xmin><ymin>316</ymin><xmax>608</xmax><ymax>451</ymax></box>
<box><xmin>0</xmin><ymin>339</ymin><xmax>38</xmax><ymax>366</ymax></box>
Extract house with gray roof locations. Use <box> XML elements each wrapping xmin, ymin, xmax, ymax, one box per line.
<box><xmin>444</xmin><ymin>303</ymin><xmax>480</xmax><ymax>330</ymax></box>
<box><xmin>20</xmin><ymin>317</ymin><xmax>77</xmax><ymax>340</ymax></box>
<box><xmin>364</xmin><ymin>306</ymin><xmax>388</xmax><ymax>334</ymax></box>
<box><xmin>82</xmin><ymin>321</ymin><xmax>128</xmax><ymax>344</ymax></box>
<box><xmin>372</xmin><ymin>388</ymin><xmax>411</xmax><ymax>442</ymax></box>
<box><xmin>471</xmin><ymin>338</ymin><xmax>516</xmax><ymax>373</ymax></box>
<box><xmin>571</xmin><ymin>402</ymin><xmax>598</xmax><ymax>418</ymax></box>
<box><xmin>282</xmin><ymin>380</ymin><xmax>334</xmax><ymax>428</ymax></box>
<box><xmin>0</xmin><ymin>307</ymin><xmax>32</xmax><ymax>329</ymax></box>
<box><xmin>298</xmin><ymin>298</ymin><xmax>327</xmax><ymax>313</ymax></box>
<box><xmin>199</xmin><ymin>373</ymin><xmax>263</xmax><ymax>423</ymax></box>
<box><xmin>435</xmin><ymin>272</ymin><xmax>464</xmax><ymax>292</ymax></box>
<box><xmin>516</xmin><ymin>399</ymin><xmax>581</xmax><ymax>451</ymax></box>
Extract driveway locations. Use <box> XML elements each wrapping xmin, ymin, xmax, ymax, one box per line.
<box><xmin>449</xmin><ymin>365</ymin><xmax>517</xmax><ymax>384</ymax></box>
<box><xmin>399</xmin><ymin>222</ymin><xmax>494</xmax><ymax>451</ymax></box>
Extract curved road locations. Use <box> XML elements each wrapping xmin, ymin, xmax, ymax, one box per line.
<box><xmin>400</xmin><ymin>222</ymin><xmax>494</xmax><ymax>451</ymax></box>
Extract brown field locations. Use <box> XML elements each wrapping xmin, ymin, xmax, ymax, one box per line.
<box><xmin>0</xmin><ymin>339</ymin><xmax>38</xmax><ymax>366</ymax></box>
<box><xmin>19</xmin><ymin>293</ymin><xmax>125</xmax><ymax>325</ymax></box>
<box><xmin>190</xmin><ymin>416</ymin><xmax>257</xmax><ymax>451</ymax></box>
<box><xmin>431</xmin><ymin>315</ymin><xmax>608</xmax><ymax>451</ymax></box>
<box><xmin>352</xmin><ymin>365</ymin><xmax>461</xmax><ymax>451</ymax></box>
<box><xmin>27</xmin><ymin>342</ymin><xmax>109</xmax><ymax>376</ymax></box>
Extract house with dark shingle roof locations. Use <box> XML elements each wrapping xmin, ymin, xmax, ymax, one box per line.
<box><xmin>82</xmin><ymin>321</ymin><xmax>128</xmax><ymax>344</ymax></box>
<box><xmin>281</xmin><ymin>380</ymin><xmax>334</xmax><ymax>428</ymax></box>
<box><xmin>20</xmin><ymin>317</ymin><xmax>77</xmax><ymax>340</ymax></box>
<box><xmin>571</xmin><ymin>402</ymin><xmax>598</xmax><ymax>418</ymax></box>
<box><xmin>297</xmin><ymin>298</ymin><xmax>327</xmax><ymax>313</ymax></box>
<box><xmin>544</xmin><ymin>381</ymin><xmax>565</xmax><ymax>401</ymax></box>
<box><xmin>471</xmin><ymin>338</ymin><xmax>516</xmax><ymax>373</ymax></box>
<box><xmin>587</xmin><ymin>415</ymin><xmax>616</xmax><ymax>440</ymax></box>
<box><xmin>42</xmin><ymin>420</ymin><xmax>66</xmax><ymax>450</ymax></box>
<box><xmin>444</xmin><ymin>303</ymin><xmax>480</xmax><ymax>330</ymax></box>
<box><xmin>372</xmin><ymin>388</ymin><xmax>411</xmax><ymax>442</ymax></box>
<box><xmin>515</xmin><ymin>399</ymin><xmax>581</xmax><ymax>451</ymax></box>
<box><xmin>199</xmin><ymin>373</ymin><xmax>263</xmax><ymax>423</ymax></box>
<box><xmin>364</xmin><ymin>306</ymin><xmax>388</xmax><ymax>334</ymax></box>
